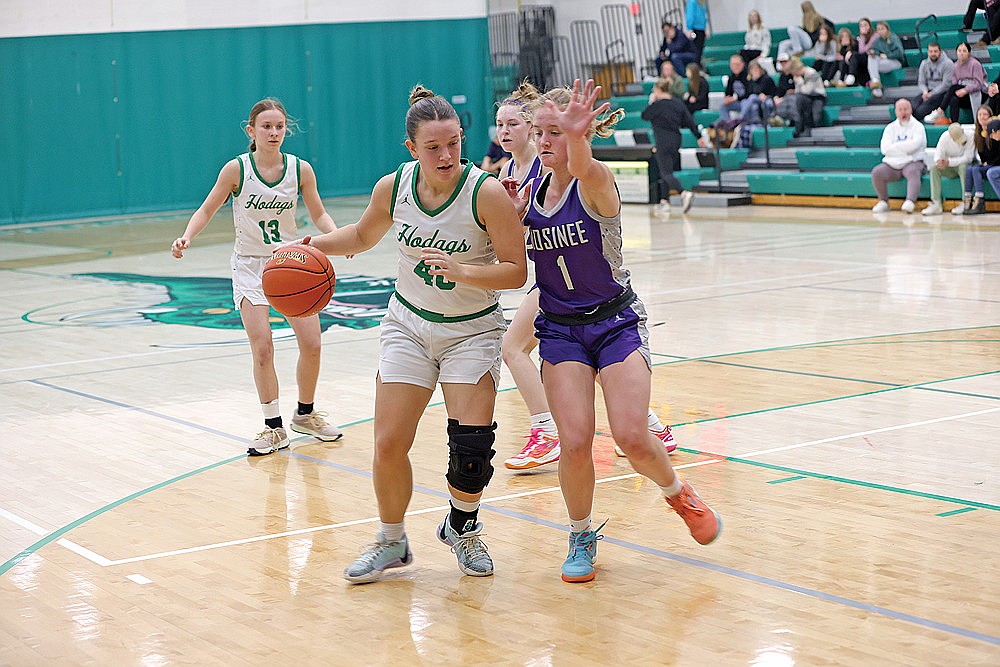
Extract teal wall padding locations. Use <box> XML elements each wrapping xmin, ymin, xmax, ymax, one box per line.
<box><xmin>0</xmin><ymin>19</ymin><xmax>492</xmax><ymax>224</ymax></box>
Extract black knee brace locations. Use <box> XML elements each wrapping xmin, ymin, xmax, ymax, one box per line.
<box><xmin>445</xmin><ymin>419</ymin><xmax>497</xmax><ymax>495</ymax></box>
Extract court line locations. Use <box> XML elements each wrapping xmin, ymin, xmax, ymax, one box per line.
<box><xmin>94</xmin><ymin>449</ymin><xmax>1000</xmax><ymax>647</ymax></box>
<box><xmin>0</xmin><ymin>455</ymin><xmax>244</xmax><ymax>577</ymax></box>
<box><xmin>478</xmin><ymin>505</ymin><xmax>1000</xmax><ymax>648</ymax></box>
<box><xmin>0</xmin><ymin>508</ymin><xmax>112</xmax><ymax>567</ymax></box>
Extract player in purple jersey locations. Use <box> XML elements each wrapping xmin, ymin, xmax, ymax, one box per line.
<box><xmin>499</xmin><ymin>83</ymin><xmax>679</xmax><ymax>472</ymax></box>
<box><xmin>518</xmin><ymin>79</ymin><xmax>721</xmax><ymax>583</ymax></box>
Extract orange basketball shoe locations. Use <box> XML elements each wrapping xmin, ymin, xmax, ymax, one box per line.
<box><xmin>615</xmin><ymin>425</ymin><xmax>678</xmax><ymax>457</ymax></box>
<box><xmin>504</xmin><ymin>428</ymin><xmax>560</xmax><ymax>470</ymax></box>
<box><xmin>665</xmin><ymin>481</ymin><xmax>722</xmax><ymax>545</ymax></box>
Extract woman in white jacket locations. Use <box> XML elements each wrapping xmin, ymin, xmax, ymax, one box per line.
<box><xmin>739</xmin><ymin>10</ymin><xmax>771</xmax><ymax>63</ymax></box>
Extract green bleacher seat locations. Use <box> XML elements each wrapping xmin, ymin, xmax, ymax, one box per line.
<box><xmin>795</xmin><ymin>148</ymin><xmax>883</xmax><ymax>171</ymax></box>
<box><xmin>681</xmin><ymin>132</ymin><xmax>700</xmax><ymax>148</ymax></box>
<box><xmin>592</xmin><ymin>135</ymin><xmax>617</xmax><ymax>147</ymax></box>
<box><xmin>928</xmin><ymin>13</ymin><xmax>985</xmax><ymax>32</ymax></box>
<box><xmin>751</xmin><ymin>126</ymin><xmax>793</xmax><ymax>148</ymax></box>
<box><xmin>701</xmin><ymin>45</ymin><xmax>738</xmax><ymax>63</ymax></box>
<box><xmin>746</xmin><ymin>171</ymin><xmax>971</xmax><ymax>200</ymax></box>
<box><xmin>824</xmin><ymin>86</ymin><xmax>871</xmax><ymax>106</ymax></box>
<box><xmin>843</xmin><ymin>124</ymin><xmax>949</xmax><ymax>147</ymax></box>
<box><xmin>986</xmin><ymin>63</ymin><xmax>1000</xmax><ymax>81</ymax></box>
<box><xmin>716</xmin><ymin>148</ymin><xmax>749</xmax><ymax>170</ymax></box>
<box><xmin>611</xmin><ymin>95</ymin><xmax>648</xmax><ymax>113</ymax></box>
<box><xmin>706</xmin><ymin>61</ymin><xmax>732</xmax><ymax>76</ymax></box>
<box><xmin>616</xmin><ymin>112</ymin><xmax>651</xmax><ymax>131</ymax></box>
<box><xmin>693</xmin><ymin>109</ymin><xmax>719</xmax><ymax>126</ymax></box>
<box><xmin>706</xmin><ymin>75</ymin><xmax>727</xmax><ymax>90</ymax></box>
<box><xmin>675</xmin><ymin>169</ymin><xmax>704</xmax><ymax>190</ymax></box>
<box><xmin>933</xmin><ymin>31</ymin><xmax>971</xmax><ymax>50</ymax></box>
<box><xmin>705</xmin><ymin>31</ymin><xmax>745</xmax><ymax>47</ymax></box>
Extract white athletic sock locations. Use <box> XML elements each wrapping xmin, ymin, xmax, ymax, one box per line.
<box><xmin>647</xmin><ymin>409</ymin><xmax>665</xmax><ymax>432</ymax></box>
<box><xmin>569</xmin><ymin>515</ymin><xmax>592</xmax><ymax>533</ymax></box>
<box><xmin>660</xmin><ymin>476</ymin><xmax>684</xmax><ymax>499</ymax></box>
<box><xmin>261</xmin><ymin>399</ymin><xmax>280</xmax><ymax>420</ymax></box>
<box><xmin>450</xmin><ymin>497</ymin><xmax>480</xmax><ymax>513</ymax></box>
<box><xmin>531</xmin><ymin>412</ymin><xmax>558</xmax><ymax>435</ymax></box>
<box><xmin>380</xmin><ymin>521</ymin><xmax>405</xmax><ymax>542</ymax></box>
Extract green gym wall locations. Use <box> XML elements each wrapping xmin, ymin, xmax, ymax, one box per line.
<box><xmin>0</xmin><ymin>18</ymin><xmax>491</xmax><ymax>224</ymax></box>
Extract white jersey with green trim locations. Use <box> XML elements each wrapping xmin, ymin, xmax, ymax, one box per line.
<box><xmin>390</xmin><ymin>160</ymin><xmax>498</xmax><ymax>319</ymax></box>
<box><xmin>232</xmin><ymin>152</ymin><xmax>300</xmax><ymax>257</ymax></box>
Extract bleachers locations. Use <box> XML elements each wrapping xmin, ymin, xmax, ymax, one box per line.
<box><xmin>600</xmin><ymin>11</ymin><xmax>995</xmax><ymax>209</ymax></box>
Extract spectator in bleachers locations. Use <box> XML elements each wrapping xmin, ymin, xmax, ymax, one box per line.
<box><xmin>790</xmin><ymin>57</ymin><xmax>827</xmax><ymax>131</ymax></box>
<box><xmin>834</xmin><ymin>28</ymin><xmax>868</xmax><ymax>88</ymax></box>
<box><xmin>480</xmin><ymin>130</ymin><xmax>512</xmax><ymax>175</ymax></box>
<box><xmin>961</xmin><ymin>108</ymin><xmax>1000</xmax><ymax>215</ymax></box>
<box><xmin>739</xmin><ymin>59</ymin><xmax>778</xmax><ymax>124</ymax></box>
<box><xmin>739</xmin><ymin>10</ymin><xmax>771</xmax><ymax>64</ymax></box>
<box><xmin>923</xmin><ymin>122</ymin><xmax>976</xmax><ymax>216</ymax></box>
<box><xmin>967</xmin><ymin>0</ymin><xmax>1000</xmax><ymax>46</ymax></box>
<box><xmin>913</xmin><ymin>44</ymin><xmax>955</xmax><ymax>123</ymax></box>
<box><xmin>931</xmin><ymin>43</ymin><xmax>987</xmax><ymax>124</ymax></box>
<box><xmin>834</xmin><ymin>28</ymin><xmax>869</xmax><ymax>88</ymax></box>
<box><xmin>683</xmin><ymin>62</ymin><xmax>710</xmax><ymax>114</ymax></box>
<box><xmin>686</xmin><ymin>0</ymin><xmax>708</xmax><ymax>63</ymax></box>
<box><xmin>843</xmin><ymin>18</ymin><xmax>876</xmax><ymax>88</ymax></box>
<box><xmin>867</xmin><ymin>21</ymin><xmax>905</xmax><ymax>99</ymax></box>
<box><xmin>871</xmin><ymin>98</ymin><xmax>927</xmax><ymax>213</ymax></box>
<box><xmin>642</xmin><ymin>77</ymin><xmax>703</xmax><ymax>212</ymax></box>
<box><xmin>773</xmin><ymin>53</ymin><xmax>813</xmax><ymax>137</ymax></box>
<box><xmin>658</xmin><ymin>61</ymin><xmax>688</xmax><ymax>98</ymax></box>
<box><xmin>719</xmin><ymin>54</ymin><xmax>750</xmax><ymax>121</ymax></box>
<box><xmin>806</xmin><ymin>25</ymin><xmax>840</xmax><ymax>86</ymax></box>
<box><xmin>777</xmin><ymin>2</ymin><xmax>835</xmax><ymax>57</ymax></box>
<box><xmin>984</xmin><ymin>70</ymin><xmax>1000</xmax><ymax>114</ymax></box>
<box><xmin>656</xmin><ymin>21</ymin><xmax>698</xmax><ymax>77</ymax></box>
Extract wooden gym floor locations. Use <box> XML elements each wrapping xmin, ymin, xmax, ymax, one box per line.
<box><xmin>1</xmin><ymin>201</ymin><xmax>998</xmax><ymax>665</ymax></box>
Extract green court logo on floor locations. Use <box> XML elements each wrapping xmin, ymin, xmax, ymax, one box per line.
<box><xmin>33</xmin><ymin>272</ymin><xmax>395</xmax><ymax>333</ymax></box>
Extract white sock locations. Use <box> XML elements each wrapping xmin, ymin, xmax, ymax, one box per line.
<box><xmin>380</xmin><ymin>521</ymin><xmax>405</xmax><ymax>542</ymax></box>
<box><xmin>659</xmin><ymin>476</ymin><xmax>684</xmax><ymax>498</ymax></box>
<box><xmin>531</xmin><ymin>412</ymin><xmax>558</xmax><ymax>435</ymax></box>
<box><xmin>647</xmin><ymin>409</ymin><xmax>664</xmax><ymax>432</ymax></box>
<box><xmin>449</xmin><ymin>497</ymin><xmax>480</xmax><ymax>513</ymax></box>
<box><xmin>261</xmin><ymin>399</ymin><xmax>280</xmax><ymax>420</ymax></box>
<box><xmin>569</xmin><ymin>515</ymin><xmax>592</xmax><ymax>533</ymax></box>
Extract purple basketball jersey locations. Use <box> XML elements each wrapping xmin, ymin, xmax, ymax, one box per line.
<box><xmin>523</xmin><ymin>174</ymin><xmax>631</xmax><ymax>317</ymax></box>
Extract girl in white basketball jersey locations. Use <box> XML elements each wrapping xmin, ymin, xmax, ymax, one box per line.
<box><xmin>171</xmin><ymin>98</ymin><xmax>343</xmax><ymax>456</ymax></box>
<box><xmin>497</xmin><ymin>83</ymin><xmax>679</xmax><ymax>472</ymax></box>
<box><xmin>301</xmin><ymin>85</ymin><xmax>527</xmax><ymax>583</ymax></box>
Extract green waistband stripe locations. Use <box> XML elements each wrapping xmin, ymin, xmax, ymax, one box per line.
<box><xmin>393</xmin><ymin>292</ymin><xmax>498</xmax><ymax>323</ymax></box>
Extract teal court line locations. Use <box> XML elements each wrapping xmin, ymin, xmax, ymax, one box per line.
<box><xmin>5</xmin><ymin>325</ymin><xmax>998</xmax><ymax>573</ymax></box>
<box><xmin>937</xmin><ymin>507</ymin><xmax>978</xmax><ymax>517</ymax></box>
<box><xmin>767</xmin><ymin>475</ymin><xmax>807</xmax><ymax>484</ymax></box>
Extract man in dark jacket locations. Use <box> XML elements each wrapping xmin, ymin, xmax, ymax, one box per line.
<box><xmin>655</xmin><ymin>22</ymin><xmax>698</xmax><ymax>76</ymax></box>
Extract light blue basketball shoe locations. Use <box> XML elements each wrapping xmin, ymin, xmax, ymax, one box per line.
<box><xmin>561</xmin><ymin>520</ymin><xmax>608</xmax><ymax>583</ymax></box>
<box><xmin>437</xmin><ymin>517</ymin><xmax>494</xmax><ymax>577</ymax></box>
<box><xmin>343</xmin><ymin>532</ymin><xmax>413</xmax><ymax>584</ymax></box>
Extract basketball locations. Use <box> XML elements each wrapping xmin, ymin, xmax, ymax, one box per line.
<box><xmin>262</xmin><ymin>244</ymin><xmax>336</xmax><ymax>318</ymax></box>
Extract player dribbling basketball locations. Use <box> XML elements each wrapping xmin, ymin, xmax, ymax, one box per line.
<box><xmin>301</xmin><ymin>85</ymin><xmax>527</xmax><ymax>583</ymax></box>
<box><xmin>171</xmin><ymin>98</ymin><xmax>344</xmax><ymax>455</ymax></box>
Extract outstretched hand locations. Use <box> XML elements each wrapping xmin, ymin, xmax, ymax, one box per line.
<box><xmin>548</xmin><ymin>79</ymin><xmax>611</xmax><ymax>140</ymax></box>
<box><xmin>501</xmin><ymin>176</ymin><xmax>530</xmax><ymax>217</ymax></box>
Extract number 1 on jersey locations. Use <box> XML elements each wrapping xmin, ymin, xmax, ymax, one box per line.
<box><xmin>556</xmin><ymin>254</ymin><xmax>575</xmax><ymax>290</ymax></box>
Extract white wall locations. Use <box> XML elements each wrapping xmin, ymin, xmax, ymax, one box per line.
<box><xmin>0</xmin><ymin>0</ymin><xmax>487</xmax><ymax>37</ymax></box>
<box><xmin>0</xmin><ymin>0</ymin><xmax>963</xmax><ymax>39</ymax></box>
<box><xmin>497</xmin><ymin>1</ymin><xmax>953</xmax><ymax>37</ymax></box>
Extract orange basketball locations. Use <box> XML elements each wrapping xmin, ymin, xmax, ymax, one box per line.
<box><xmin>262</xmin><ymin>244</ymin><xmax>336</xmax><ymax>318</ymax></box>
